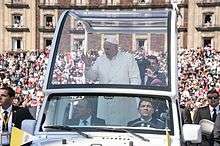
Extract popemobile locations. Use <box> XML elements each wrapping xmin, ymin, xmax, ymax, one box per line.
<box><xmin>17</xmin><ymin>3</ymin><xmax>205</xmax><ymax>146</ymax></box>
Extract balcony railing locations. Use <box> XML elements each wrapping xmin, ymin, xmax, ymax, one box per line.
<box><xmin>134</xmin><ymin>0</ymin><xmax>172</xmax><ymax>8</ymax></box>
<box><xmin>39</xmin><ymin>2</ymin><xmax>173</xmax><ymax>9</ymax></box>
<box><xmin>5</xmin><ymin>25</ymin><xmax>29</xmax><ymax>32</ymax></box>
<box><xmin>195</xmin><ymin>24</ymin><xmax>220</xmax><ymax>31</ymax></box>
<box><xmin>38</xmin><ymin>3</ymin><xmax>72</xmax><ymax>9</ymax></box>
<box><xmin>5</xmin><ymin>0</ymin><xmax>29</xmax><ymax>8</ymax></box>
<box><xmin>38</xmin><ymin>26</ymin><xmax>55</xmax><ymax>33</ymax></box>
<box><xmin>197</xmin><ymin>0</ymin><xmax>220</xmax><ymax>7</ymax></box>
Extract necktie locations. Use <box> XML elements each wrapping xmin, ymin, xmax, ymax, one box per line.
<box><xmin>2</xmin><ymin>111</ymin><xmax>8</xmax><ymax>132</ymax></box>
<box><xmin>82</xmin><ymin>120</ymin><xmax>88</xmax><ymax>126</ymax></box>
<box><xmin>144</xmin><ymin>121</ymin><xmax>150</xmax><ymax>127</ymax></box>
<box><xmin>212</xmin><ymin>108</ymin><xmax>217</xmax><ymax>122</ymax></box>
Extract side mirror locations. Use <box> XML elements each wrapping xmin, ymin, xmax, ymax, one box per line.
<box><xmin>182</xmin><ymin>124</ymin><xmax>202</xmax><ymax>143</ymax></box>
<box><xmin>21</xmin><ymin>119</ymin><xmax>37</xmax><ymax>134</ymax></box>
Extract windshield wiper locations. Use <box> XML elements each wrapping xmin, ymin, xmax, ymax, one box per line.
<box><xmin>92</xmin><ymin>127</ymin><xmax>150</xmax><ymax>142</ymax></box>
<box><xmin>44</xmin><ymin>125</ymin><xmax>92</xmax><ymax>138</ymax></box>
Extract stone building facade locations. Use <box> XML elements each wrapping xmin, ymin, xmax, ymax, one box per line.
<box><xmin>0</xmin><ymin>0</ymin><xmax>37</xmax><ymax>53</ymax></box>
<box><xmin>0</xmin><ymin>0</ymin><xmax>220</xmax><ymax>53</ymax></box>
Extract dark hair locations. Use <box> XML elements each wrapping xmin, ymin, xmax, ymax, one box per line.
<box><xmin>138</xmin><ymin>98</ymin><xmax>154</xmax><ymax>109</ymax></box>
<box><xmin>0</xmin><ymin>86</ymin><xmax>15</xmax><ymax>98</ymax></box>
<box><xmin>207</xmin><ymin>88</ymin><xmax>219</xmax><ymax>96</ymax></box>
<box><xmin>148</xmin><ymin>55</ymin><xmax>158</xmax><ymax>64</ymax></box>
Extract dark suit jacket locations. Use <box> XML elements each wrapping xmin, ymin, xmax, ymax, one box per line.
<box><xmin>13</xmin><ymin>107</ymin><xmax>35</xmax><ymax>129</ymax></box>
<box><xmin>193</xmin><ymin>105</ymin><xmax>220</xmax><ymax>124</ymax></box>
<box><xmin>11</xmin><ymin>105</ymin><xmax>21</xmax><ymax>123</ymax></box>
<box><xmin>193</xmin><ymin>106</ymin><xmax>212</xmax><ymax>124</ymax></box>
<box><xmin>64</xmin><ymin>116</ymin><xmax>106</xmax><ymax>126</ymax></box>
<box><xmin>14</xmin><ymin>106</ymin><xmax>46</xmax><ymax>133</ymax></box>
<box><xmin>180</xmin><ymin>107</ymin><xmax>192</xmax><ymax>124</ymax></box>
<box><xmin>214</xmin><ymin>113</ymin><xmax>220</xmax><ymax>141</ymax></box>
<box><xmin>127</xmin><ymin>117</ymin><xmax>165</xmax><ymax>129</ymax></box>
<box><xmin>136</xmin><ymin>58</ymin><xmax>150</xmax><ymax>85</ymax></box>
<box><xmin>194</xmin><ymin>105</ymin><xmax>220</xmax><ymax>146</ymax></box>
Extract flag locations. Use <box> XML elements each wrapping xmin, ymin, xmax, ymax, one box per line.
<box><xmin>10</xmin><ymin>127</ymin><xmax>36</xmax><ymax>146</ymax></box>
<box><xmin>165</xmin><ymin>128</ymin><xmax>171</xmax><ymax>146</ymax></box>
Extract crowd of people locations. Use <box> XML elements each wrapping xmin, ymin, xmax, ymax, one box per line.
<box><xmin>0</xmin><ymin>43</ymin><xmax>220</xmax><ymax>145</ymax></box>
<box><xmin>0</xmin><ymin>50</ymin><xmax>49</xmax><ymax>108</ymax></box>
<box><xmin>0</xmin><ymin>45</ymin><xmax>219</xmax><ymax>110</ymax></box>
<box><xmin>178</xmin><ymin>46</ymin><xmax>220</xmax><ymax>114</ymax></box>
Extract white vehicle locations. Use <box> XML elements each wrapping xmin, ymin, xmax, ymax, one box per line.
<box><xmin>22</xmin><ymin>7</ymin><xmax>202</xmax><ymax>146</ymax></box>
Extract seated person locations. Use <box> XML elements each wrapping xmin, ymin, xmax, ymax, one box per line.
<box><xmin>127</xmin><ymin>98</ymin><xmax>165</xmax><ymax>129</ymax></box>
<box><xmin>64</xmin><ymin>98</ymin><xmax>105</xmax><ymax>126</ymax></box>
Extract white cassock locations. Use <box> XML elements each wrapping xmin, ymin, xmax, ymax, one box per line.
<box><xmin>97</xmin><ymin>96</ymin><xmax>139</xmax><ymax>126</ymax></box>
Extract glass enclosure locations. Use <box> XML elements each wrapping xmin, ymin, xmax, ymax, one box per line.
<box><xmin>42</xmin><ymin>94</ymin><xmax>173</xmax><ymax>134</ymax></box>
<box><xmin>47</xmin><ymin>10</ymin><xmax>171</xmax><ymax>91</ymax></box>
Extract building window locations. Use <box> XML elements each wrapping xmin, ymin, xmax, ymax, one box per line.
<box><xmin>137</xmin><ymin>0</ymin><xmax>151</xmax><ymax>4</ymax></box>
<box><xmin>43</xmin><ymin>0</ymin><xmax>56</xmax><ymax>4</ymax></box>
<box><xmin>203</xmin><ymin>13</ymin><xmax>213</xmax><ymax>27</ymax></box>
<box><xmin>12</xmin><ymin>14</ymin><xmax>22</xmax><ymax>27</ymax></box>
<box><xmin>44</xmin><ymin>38</ymin><xmax>52</xmax><ymax>49</ymax></box>
<box><xmin>203</xmin><ymin>37</ymin><xmax>212</xmax><ymax>48</ymax></box>
<box><xmin>12</xmin><ymin>37</ymin><xmax>22</xmax><ymax>51</ymax></box>
<box><xmin>107</xmin><ymin>0</ymin><xmax>114</xmax><ymax>5</ymax></box>
<box><xmin>12</xmin><ymin>0</ymin><xmax>22</xmax><ymax>3</ymax></box>
<box><xmin>203</xmin><ymin>0</ymin><xmax>214</xmax><ymax>2</ymax></box>
<box><xmin>75</xmin><ymin>0</ymin><xmax>86</xmax><ymax>5</ymax></box>
<box><xmin>74</xmin><ymin>39</ymin><xmax>84</xmax><ymax>50</ymax></box>
<box><xmin>137</xmin><ymin>39</ymin><xmax>145</xmax><ymax>49</ymax></box>
<box><xmin>44</xmin><ymin>15</ymin><xmax>53</xmax><ymax>28</ymax></box>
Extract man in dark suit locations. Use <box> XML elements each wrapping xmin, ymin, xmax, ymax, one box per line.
<box><xmin>214</xmin><ymin>113</ymin><xmax>220</xmax><ymax>146</ymax></box>
<box><xmin>127</xmin><ymin>98</ymin><xmax>165</xmax><ymax>129</ymax></box>
<box><xmin>64</xmin><ymin>98</ymin><xmax>105</xmax><ymax>126</ymax></box>
<box><xmin>13</xmin><ymin>90</ymin><xmax>45</xmax><ymax>129</ymax></box>
<box><xmin>13</xmin><ymin>107</ymin><xmax>35</xmax><ymax>129</ymax></box>
<box><xmin>135</xmin><ymin>49</ymin><xmax>150</xmax><ymax>85</ymax></box>
<box><xmin>180</xmin><ymin>106</ymin><xmax>192</xmax><ymax>124</ymax></box>
<box><xmin>145</xmin><ymin>55</ymin><xmax>167</xmax><ymax>87</ymax></box>
<box><xmin>193</xmin><ymin>88</ymin><xmax>220</xmax><ymax>146</ymax></box>
<box><xmin>0</xmin><ymin>86</ymin><xmax>21</xmax><ymax>145</ymax></box>
<box><xmin>194</xmin><ymin>88</ymin><xmax>219</xmax><ymax>124</ymax></box>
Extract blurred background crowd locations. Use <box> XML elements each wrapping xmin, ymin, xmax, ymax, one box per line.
<box><xmin>178</xmin><ymin>46</ymin><xmax>220</xmax><ymax>117</ymax></box>
<box><xmin>0</xmin><ymin>49</ymin><xmax>49</xmax><ymax>108</ymax></box>
<box><xmin>0</xmin><ymin>45</ymin><xmax>220</xmax><ymax>116</ymax></box>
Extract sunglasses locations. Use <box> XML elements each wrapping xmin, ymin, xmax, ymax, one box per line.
<box><xmin>207</xmin><ymin>96</ymin><xmax>219</xmax><ymax>100</ymax></box>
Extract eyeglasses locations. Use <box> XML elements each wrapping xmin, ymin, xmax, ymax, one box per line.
<box><xmin>207</xmin><ymin>96</ymin><xmax>219</xmax><ymax>100</ymax></box>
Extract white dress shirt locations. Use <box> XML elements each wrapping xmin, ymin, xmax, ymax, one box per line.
<box><xmin>0</xmin><ymin>105</ymin><xmax>13</xmax><ymax>144</ymax></box>
<box><xmin>97</xmin><ymin>96</ymin><xmax>139</xmax><ymax>125</ymax></box>
<box><xmin>79</xmin><ymin>116</ymin><xmax>91</xmax><ymax>126</ymax></box>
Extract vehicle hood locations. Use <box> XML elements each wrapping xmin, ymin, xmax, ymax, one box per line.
<box><xmin>32</xmin><ymin>134</ymin><xmax>177</xmax><ymax>146</ymax></box>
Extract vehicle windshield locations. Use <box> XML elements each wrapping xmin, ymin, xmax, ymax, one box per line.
<box><xmin>41</xmin><ymin>94</ymin><xmax>173</xmax><ymax>134</ymax></box>
<box><xmin>46</xmin><ymin>10</ymin><xmax>172</xmax><ymax>91</ymax></box>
